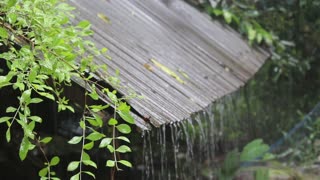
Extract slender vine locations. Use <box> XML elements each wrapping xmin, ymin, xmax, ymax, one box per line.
<box><xmin>0</xmin><ymin>0</ymin><xmax>135</xmax><ymax>179</ymax></box>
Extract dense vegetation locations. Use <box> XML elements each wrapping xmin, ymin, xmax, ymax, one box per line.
<box><xmin>0</xmin><ymin>0</ymin><xmax>135</xmax><ymax>179</ymax></box>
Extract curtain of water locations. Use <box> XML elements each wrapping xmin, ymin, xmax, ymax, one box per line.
<box><xmin>140</xmin><ymin>91</ymin><xmax>245</xmax><ymax>179</ymax></box>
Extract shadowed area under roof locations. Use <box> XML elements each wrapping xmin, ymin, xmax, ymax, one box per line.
<box><xmin>69</xmin><ymin>0</ymin><xmax>269</xmax><ymax>130</ymax></box>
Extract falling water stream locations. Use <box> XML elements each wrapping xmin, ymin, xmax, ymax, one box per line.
<box><xmin>139</xmin><ymin>89</ymin><xmax>243</xmax><ymax>180</ymax></box>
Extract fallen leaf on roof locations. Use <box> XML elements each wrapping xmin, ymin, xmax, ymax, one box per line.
<box><xmin>97</xmin><ymin>13</ymin><xmax>111</xmax><ymax>24</ymax></box>
<box><xmin>150</xmin><ymin>58</ymin><xmax>185</xmax><ymax>84</ymax></box>
<box><xmin>143</xmin><ymin>63</ymin><xmax>153</xmax><ymax>72</ymax></box>
<box><xmin>177</xmin><ymin>68</ymin><xmax>190</xmax><ymax>80</ymax></box>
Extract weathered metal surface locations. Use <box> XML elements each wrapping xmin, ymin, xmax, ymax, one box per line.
<box><xmin>69</xmin><ymin>0</ymin><xmax>269</xmax><ymax>129</ymax></box>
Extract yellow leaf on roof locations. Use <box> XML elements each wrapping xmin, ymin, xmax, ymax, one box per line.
<box><xmin>97</xmin><ymin>13</ymin><xmax>111</xmax><ymax>24</ymax></box>
<box><xmin>150</xmin><ymin>58</ymin><xmax>185</xmax><ymax>84</ymax></box>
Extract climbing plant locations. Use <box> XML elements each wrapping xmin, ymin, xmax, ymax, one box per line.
<box><xmin>0</xmin><ymin>0</ymin><xmax>135</xmax><ymax>179</ymax></box>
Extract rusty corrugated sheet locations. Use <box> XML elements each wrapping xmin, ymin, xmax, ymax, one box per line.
<box><xmin>69</xmin><ymin>0</ymin><xmax>269</xmax><ymax>130</ymax></box>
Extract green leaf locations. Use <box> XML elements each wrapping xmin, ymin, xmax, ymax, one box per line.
<box><xmin>79</xmin><ymin>121</ymin><xmax>85</xmax><ymax>129</ymax></box>
<box><xmin>0</xmin><ymin>27</ymin><xmax>8</xmax><ymax>39</ymax></box>
<box><xmin>21</xmin><ymin>89</ymin><xmax>32</xmax><ymax>104</ymax></box>
<box><xmin>83</xmin><ymin>171</ymin><xmax>96</xmax><ymax>179</ymax></box>
<box><xmin>83</xmin><ymin>160</ymin><xmax>97</xmax><ymax>169</ymax></box>
<box><xmin>38</xmin><ymin>92</ymin><xmax>55</xmax><ymax>100</ymax></box>
<box><xmin>116</xmin><ymin>145</ymin><xmax>131</xmax><ymax>153</ymax></box>
<box><xmin>248</xmin><ymin>27</ymin><xmax>257</xmax><ymax>42</ymax></box>
<box><xmin>212</xmin><ymin>9</ymin><xmax>223</xmax><ymax>16</ymax></box>
<box><xmin>29</xmin><ymin>116</ymin><xmax>42</xmax><ymax>123</ymax></box>
<box><xmin>107</xmin><ymin>91</ymin><xmax>117</xmax><ymax>102</ymax></box>
<box><xmin>151</xmin><ymin>58</ymin><xmax>185</xmax><ymax>84</ymax></box>
<box><xmin>68</xmin><ymin>136</ymin><xmax>82</xmax><ymax>144</ymax></box>
<box><xmin>28</xmin><ymin>69</ymin><xmax>37</xmax><ymax>82</ymax></box>
<box><xmin>30</xmin><ymin>98</ymin><xmax>43</xmax><ymax>104</ymax></box>
<box><xmin>221</xmin><ymin>149</ymin><xmax>240</xmax><ymax>175</ymax></box>
<box><xmin>40</xmin><ymin>137</ymin><xmax>52</xmax><ymax>144</ymax></box>
<box><xmin>88</xmin><ymin>90</ymin><xmax>99</xmax><ymax>100</ymax></box>
<box><xmin>86</xmin><ymin>131</ymin><xmax>105</xmax><ymax>141</ymax></box>
<box><xmin>19</xmin><ymin>137</ymin><xmax>31</xmax><ymax>161</ymax></box>
<box><xmin>50</xmin><ymin>156</ymin><xmax>60</xmax><ymax>166</ymax></box>
<box><xmin>107</xmin><ymin>145</ymin><xmax>115</xmax><ymax>153</ymax></box>
<box><xmin>118</xmin><ymin>160</ymin><xmax>132</xmax><ymax>168</ymax></box>
<box><xmin>77</xmin><ymin>20</ymin><xmax>91</xmax><ymax>29</ymax></box>
<box><xmin>89</xmin><ymin>104</ymin><xmax>109</xmax><ymax>112</ymax></box>
<box><xmin>240</xmin><ymin>139</ymin><xmax>269</xmax><ymax>162</ymax></box>
<box><xmin>70</xmin><ymin>173</ymin><xmax>80</xmax><ymax>180</ymax></box>
<box><xmin>6</xmin><ymin>128</ymin><xmax>11</xmax><ymax>142</ymax></box>
<box><xmin>67</xmin><ymin>161</ymin><xmax>80</xmax><ymax>171</ymax></box>
<box><xmin>108</xmin><ymin>118</ymin><xmax>118</xmax><ymax>125</ymax></box>
<box><xmin>87</xmin><ymin>119</ymin><xmax>100</xmax><ymax>127</ymax></box>
<box><xmin>116</xmin><ymin>124</ymin><xmax>131</xmax><ymax>134</ymax></box>
<box><xmin>38</xmin><ymin>167</ymin><xmax>48</xmax><ymax>177</ymax></box>
<box><xmin>82</xmin><ymin>151</ymin><xmax>90</xmax><ymax>161</ymax></box>
<box><xmin>14</xmin><ymin>82</ymin><xmax>25</xmax><ymax>91</ymax></box>
<box><xmin>118</xmin><ymin>111</ymin><xmax>135</xmax><ymax>124</ymax></box>
<box><xmin>223</xmin><ymin>10</ymin><xmax>233</xmax><ymax>24</ymax></box>
<box><xmin>99</xmin><ymin>138</ymin><xmax>112</xmax><ymax>148</ymax></box>
<box><xmin>0</xmin><ymin>117</ymin><xmax>11</xmax><ymax>123</ymax></box>
<box><xmin>106</xmin><ymin>160</ymin><xmax>115</xmax><ymax>167</ymax></box>
<box><xmin>263</xmin><ymin>153</ymin><xmax>275</xmax><ymax>160</ymax></box>
<box><xmin>116</xmin><ymin>136</ymin><xmax>130</xmax><ymax>143</ymax></box>
<box><xmin>7</xmin><ymin>0</ymin><xmax>17</xmax><ymax>8</ymax></box>
<box><xmin>0</xmin><ymin>75</ymin><xmax>11</xmax><ymax>88</ymax></box>
<box><xmin>6</xmin><ymin>106</ymin><xmax>17</xmax><ymax>113</ymax></box>
<box><xmin>84</xmin><ymin>141</ymin><xmax>94</xmax><ymax>150</ymax></box>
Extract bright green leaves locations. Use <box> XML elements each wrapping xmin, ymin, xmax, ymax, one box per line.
<box><xmin>240</xmin><ymin>139</ymin><xmax>270</xmax><ymax>162</ymax></box>
<box><xmin>0</xmin><ymin>116</ymin><xmax>11</xmax><ymax>123</ymax></box>
<box><xmin>20</xmin><ymin>89</ymin><xmax>31</xmax><ymax>104</ymax></box>
<box><xmin>207</xmin><ymin>8</ymin><xmax>239</xmax><ymax>25</ymax></box>
<box><xmin>38</xmin><ymin>156</ymin><xmax>60</xmax><ymax>179</ymax></box>
<box><xmin>57</xmin><ymin>97</ymin><xmax>74</xmax><ymax>112</ymax></box>
<box><xmin>116</xmin><ymin>145</ymin><xmax>131</xmax><ymax>153</ymax></box>
<box><xmin>99</xmin><ymin>138</ymin><xmax>112</xmax><ymax>148</ymax></box>
<box><xmin>77</xmin><ymin>20</ymin><xmax>91</xmax><ymax>29</ymax></box>
<box><xmin>0</xmin><ymin>27</ymin><xmax>8</xmax><ymax>39</ymax></box>
<box><xmin>116</xmin><ymin>124</ymin><xmax>131</xmax><ymax>134</ymax></box>
<box><xmin>68</xmin><ymin>151</ymin><xmax>97</xmax><ymax>179</ymax></box>
<box><xmin>118</xmin><ymin>160</ymin><xmax>132</xmax><ymax>168</ymax></box>
<box><xmin>6</xmin><ymin>0</ymin><xmax>17</xmax><ymax>8</ymax></box>
<box><xmin>207</xmin><ymin>6</ymin><xmax>273</xmax><ymax>46</ymax></box>
<box><xmin>108</xmin><ymin>118</ymin><xmax>118</xmax><ymax>125</ymax></box>
<box><xmin>68</xmin><ymin>161</ymin><xmax>80</xmax><ymax>171</ymax></box>
<box><xmin>19</xmin><ymin>137</ymin><xmax>35</xmax><ymax>161</ymax></box>
<box><xmin>118</xmin><ymin>111</ymin><xmax>134</xmax><ymax>124</ymax></box>
<box><xmin>222</xmin><ymin>10</ymin><xmax>233</xmax><ymax>24</ymax></box>
<box><xmin>40</xmin><ymin>137</ymin><xmax>52</xmax><ymax>144</ymax></box>
<box><xmin>50</xmin><ymin>156</ymin><xmax>60</xmax><ymax>166</ymax></box>
<box><xmin>106</xmin><ymin>160</ymin><xmax>115</xmax><ymax>167</ymax></box>
<box><xmin>68</xmin><ymin>136</ymin><xmax>83</xmax><ymax>144</ymax></box>
<box><xmin>0</xmin><ymin>72</ymin><xmax>15</xmax><ymax>88</ymax></box>
<box><xmin>116</xmin><ymin>136</ymin><xmax>130</xmax><ymax>143</ymax></box>
<box><xmin>38</xmin><ymin>92</ymin><xmax>55</xmax><ymax>101</ymax></box>
<box><xmin>0</xmin><ymin>0</ymin><xmax>135</xmax><ymax>178</ymax></box>
<box><xmin>117</xmin><ymin>102</ymin><xmax>135</xmax><ymax>124</ymax></box>
<box><xmin>106</xmin><ymin>160</ymin><xmax>132</xmax><ymax>168</ymax></box>
<box><xmin>6</xmin><ymin>128</ymin><xmax>11</xmax><ymax>142</ymax></box>
<box><xmin>86</xmin><ymin>131</ymin><xmax>105</xmax><ymax>141</ymax></box>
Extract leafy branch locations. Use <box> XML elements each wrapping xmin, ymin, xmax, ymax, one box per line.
<box><xmin>0</xmin><ymin>0</ymin><xmax>136</xmax><ymax>179</ymax></box>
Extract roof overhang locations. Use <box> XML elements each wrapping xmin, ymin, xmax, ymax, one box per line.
<box><xmin>68</xmin><ymin>0</ymin><xmax>269</xmax><ymax>130</ymax></box>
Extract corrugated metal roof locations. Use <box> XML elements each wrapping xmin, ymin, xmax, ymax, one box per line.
<box><xmin>69</xmin><ymin>0</ymin><xmax>269</xmax><ymax>130</ymax></box>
